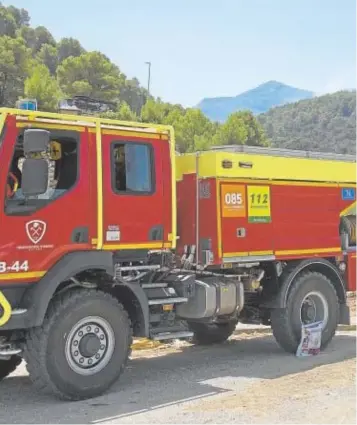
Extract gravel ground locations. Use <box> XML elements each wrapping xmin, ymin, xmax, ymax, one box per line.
<box><xmin>0</xmin><ymin>330</ymin><xmax>355</xmax><ymax>424</ymax></box>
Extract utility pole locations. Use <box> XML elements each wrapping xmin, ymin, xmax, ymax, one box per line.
<box><xmin>145</xmin><ymin>61</ymin><xmax>151</xmax><ymax>95</ymax></box>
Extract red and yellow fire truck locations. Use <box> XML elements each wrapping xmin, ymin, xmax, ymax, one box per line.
<box><xmin>0</xmin><ymin>107</ymin><xmax>355</xmax><ymax>400</ymax></box>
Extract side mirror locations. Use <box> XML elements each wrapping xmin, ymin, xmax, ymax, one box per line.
<box><xmin>23</xmin><ymin>129</ymin><xmax>50</xmax><ymax>155</ymax></box>
<box><xmin>21</xmin><ymin>158</ymin><xmax>48</xmax><ymax>196</ymax></box>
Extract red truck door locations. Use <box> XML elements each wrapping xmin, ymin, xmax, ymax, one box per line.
<box><xmin>0</xmin><ymin>119</ymin><xmax>94</xmax><ymax>283</ymax></box>
<box><xmin>101</xmin><ymin>131</ymin><xmax>170</xmax><ymax>253</ymax></box>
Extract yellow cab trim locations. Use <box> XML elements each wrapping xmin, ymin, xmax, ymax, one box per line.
<box><xmin>0</xmin><ymin>271</ymin><xmax>46</xmax><ymax>281</ymax></box>
<box><xmin>275</xmin><ymin>247</ymin><xmax>342</xmax><ymax>256</ymax></box>
<box><xmin>102</xmin><ymin>242</ymin><xmax>172</xmax><ymax>251</ymax></box>
<box><xmin>16</xmin><ymin>121</ymin><xmax>85</xmax><ymax>132</ymax></box>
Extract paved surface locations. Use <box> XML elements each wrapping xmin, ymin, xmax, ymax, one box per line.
<box><xmin>0</xmin><ymin>331</ymin><xmax>355</xmax><ymax>424</ymax></box>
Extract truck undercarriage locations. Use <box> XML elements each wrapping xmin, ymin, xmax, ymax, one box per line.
<box><xmin>0</xmin><ymin>247</ymin><xmax>351</xmax><ymax>397</ymax></box>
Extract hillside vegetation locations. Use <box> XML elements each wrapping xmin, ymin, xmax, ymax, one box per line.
<box><xmin>258</xmin><ymin>91</ymin><xmax>356</xmax><ymax>155</ymax></box>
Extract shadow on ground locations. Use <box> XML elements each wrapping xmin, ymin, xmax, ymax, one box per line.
<box><xmin>0</xmin><ymin>333</ymin><xmax>355</xmax><ymax>424</ymax></box>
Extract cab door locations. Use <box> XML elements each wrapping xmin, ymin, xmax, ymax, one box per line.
<box><xmin>0</xmin><ymin>118</ymin><xmax>94</xmax><ymax>283</ymax></box>
<box><xmin>101</xmin><ymin>132</ymin><xmax>166</xmax><ymax>253</ymax></box>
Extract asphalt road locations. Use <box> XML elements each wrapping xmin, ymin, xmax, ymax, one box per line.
<box><xmin>0</xmin><ymin>331</ymin><xmax>355</xmax><ymax>424</ymax></box>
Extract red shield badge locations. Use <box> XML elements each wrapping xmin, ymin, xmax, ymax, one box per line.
<box><xmin>25</xmin><ymin>220</ymin><xmax>47</xmax><ymax>245</ymax></box>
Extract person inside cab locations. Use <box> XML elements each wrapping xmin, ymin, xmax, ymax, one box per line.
<box><xmin>6</xmin><ymin>154</ymin><xmax>22</xmax><ymax>199</ymax></box>
<box><xmin>6</xmin><ymin>171</ymin><xmax>19</xmax><ymax>198</ymax></box>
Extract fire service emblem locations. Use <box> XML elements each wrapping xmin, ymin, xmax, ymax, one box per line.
<box><xmin>25</xmin><ymin>220</ymin><xmax>47</xmax><ymax>245</ymax></box>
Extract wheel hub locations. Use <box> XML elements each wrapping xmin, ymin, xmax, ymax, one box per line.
<box><xmin>301</xmin><ymin>300</ymin><xmax>316</xmax><ymax>321</ymax></box>
<box><xmin>65</xmin><ymin>316</ymin><xmax>115</xmax><ymax>376</ymax></box>
<box><xmin>79</xmin><ymin>333</ymin><xmax>101</xmax><ymax>358</ymax></box>
<box><xmin>300</xmin><ymin>291</ymin><xmax>328</xmax><ymax>327</ymax></box>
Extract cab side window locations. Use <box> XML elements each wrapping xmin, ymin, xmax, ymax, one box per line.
<box><xmin>5</xmin><ymin>129</ymin><xmax>79</xmax><ymax>214</ymax></box>
<box><xmin>112</xmin><ymin>142</ymin><xmax>154</xmax><ymax>194</ymax></box>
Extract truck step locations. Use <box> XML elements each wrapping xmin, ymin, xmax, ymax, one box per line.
<box><xmin>11</xmin><ymin>308</ymin><xmax>27</xmax><ymax>316</ymax></box>
<box><xmin>118</xmin><ymin>265</ymin><xmax>161</xmax><ymax>272</ymax></box>
<box><xmin>0</xmin><ymin>347</ymin><xmax>22</xmax><ymax>357</ymax></box>
<box><xmin>142</xmin><ymin>283</ymin><xmax>168</xmax><ymax>289</ymax></box>
<box><xmin>148</xmin><ymin>297</ymin><xmax>188</xmax><ymax>306</ymax></box>
<box><xmin>151</xmin><ymin>331</ymin><xmax>194</xmax><ymax>341</ymax></box>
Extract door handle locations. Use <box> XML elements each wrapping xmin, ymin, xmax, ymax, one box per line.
<box><xmin>71</xmin><ymin>226</ymin><xmax>89</xmax><ymax>243</ymax></box>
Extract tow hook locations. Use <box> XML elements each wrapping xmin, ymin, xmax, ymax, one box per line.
<box><xmin>0</xmin><ymin>291</ymin><xmax>12</xmax><ymax>327</ymax></box>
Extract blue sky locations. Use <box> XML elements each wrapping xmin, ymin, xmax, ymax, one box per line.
<box><xmin>4</xmin><ymin>0</ymin><xmax>356</xmax><ymax>106</ymax></box>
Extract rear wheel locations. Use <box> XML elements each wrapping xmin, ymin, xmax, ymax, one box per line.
<box><xmin>24</xmin><ymin>289</ymin><xmax>132</xmax><ymax>400</ymax></box>
<box><xmin>0</xmin><ymin>355</ymin><xmax>22</xmax><ymax>380</ymax></box>
<box><xmin>270</xmin><ymin>271</ymin><xmax>339</xmax><ymax>353</ymax></box>
<box><xmin>189</xmin><ymin>321</ymin><xmax>237</xmax><ymax>345</ymax></box>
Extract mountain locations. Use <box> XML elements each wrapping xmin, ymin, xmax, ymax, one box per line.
<box><xmin>198</xmin><ymin>81</ymin><xmax>314</xmax><ymax>122</ymax></box>
<box><xmin>258</xmin><ymin>90</ymin><xmax>356</xmax><ymax>155</ymax></box>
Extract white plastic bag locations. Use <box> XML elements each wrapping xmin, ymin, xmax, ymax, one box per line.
<box><xmin>296</xmin><ymin>321</ymin><xmax>323</xmax><ymax>357</ymax></box>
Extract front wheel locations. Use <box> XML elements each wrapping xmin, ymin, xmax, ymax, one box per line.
<box><xmin>270</xmin><ymin>271</ymin><xmax>339</xmax><ymax>354</ymax></box>
<box><xmin>24</xmin><ymin>289</ymin><xmax>132</xmax><ymax>400</ymax></box>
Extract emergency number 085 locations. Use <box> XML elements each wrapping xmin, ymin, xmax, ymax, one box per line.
<box><xmin>0</xmin><ymin>260</ymin><xmax>29</xmax><ymax>273</ymax></box>
<box><xmin>224</xmin><ymin>193</ymin><xmax>243</xmax><ymax>205</ymax></box>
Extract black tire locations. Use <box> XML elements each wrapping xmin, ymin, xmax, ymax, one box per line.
<box><xmin>270</xmin><ymin>272</ymin><xmax>339</xmax><ymax>354</ymax></box>
<box><xmin>189</xmin><ymin>321</ymin><xmax>237</xmax><ymax>345</ymax></box>
<box><xmin>24</xmin><ymin>289</ymin><xmax>133</xmax><ymax>400</ymax></box>
<box><xmin>0</xmin><ymin>355</ymin><xmax>22</xmax><ymax>380</ymax></box>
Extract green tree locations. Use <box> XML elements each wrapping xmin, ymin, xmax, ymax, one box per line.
<box><xmin>57</xmin><ymin>51</ymin><xmax>124</xmax><ymax>102</ymax></box>
<box><xmin>57</xmin><ymin>37</ymin><xmax>85</xmax><ymax>62</ymax></box>
<box><xmin>24</xmin><ymin>63</ymin><xmax>62</xmax><ymax>111</ymax></box>
<box><xmin>238</xmin><ymin>111</ymin><xmax>269</xmax><ymax>146</ymax></box>
<box><xmin>7</xmin><ymin>5</ymin><xmax>30</xmax><ymax>27</ymax></box>
<box><xmin>164</xmin><ymin>107</ymin><xmax>185</xmax><ymax>126</ymax></box>
<box><xmin>0</xmin><ymin>36</ymin><xmax>32</xmax><ymax>106</ymax></box>
<box><xmin>36</xmin><ymin>44</ymin><xmax>58</xmax><ymax>75</ymax></box>
<box><xmin>213</xmin><ymin>111</ymin><xmax>269</xmax><ymax>147</ymax></box>
<box><xmin>162</xmin><ymin>107</ymin><xmax>216</xmax><ymax>152</ymax></box>
<box><xmin>140</xmin><ymin>98</ymin><xmax>167</xmax><ymax>123</ymax></box>
<box><xmin>33</xmin><ymin>26</ymin><xmax>56</xmax><ymax>52</ymax></box>
<box><xmin>101</xmin><ymin>101</ymin><xmax>138</xmax><ymax>121</ymax></box>
<box><xmin>193</xmin><ymin>132</ymin><xmax>215</xmax><ymax>151</ymax></box>
<box><xmin>140</xmin><ymin>98</ymin><xmax>186</xmax><ymax>125</ymax></box>
<box><xmin>119</xmin><ymin>77</ymin><xmax>148</xmax><ymax>115</ymax></box>
<box><xmin>17</xmin><ymin>26</ymin><xmax>37</xmax><ymax>50</ymax></box>
<box><xmin>141</xmin><ymin>101</ymin><xmax>217</xmax><ymax>152</ymax></box>
<box><xmin>115</xmin><ymin>101</ymin><xmax>138</xmax><ymax>121</ymax></box>
<box><xmin>0</xmin><ymin>6</ymin><xmax>17</xmax><ymax>37</ymax></box>
<box><xmin>178</xmin><ymin>108</ymin><xmax>216</xmax><ymax>152</ymax></box>
<box><xmin>18</xmin><ymin>25</ymin><xmax>56</xmax><ymax>52</ymax></box>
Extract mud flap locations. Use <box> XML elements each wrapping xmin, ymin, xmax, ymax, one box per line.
<box><xmin>339</xmin><ymin>303</ymin><xmax>350</xmax><ymax>325</ymax></box>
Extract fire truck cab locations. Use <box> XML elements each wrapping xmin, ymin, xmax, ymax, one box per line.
<box><xmin>0</xmin><ymin>108</ymin><xmax>355</xmax><ymax>400</ymax></box>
